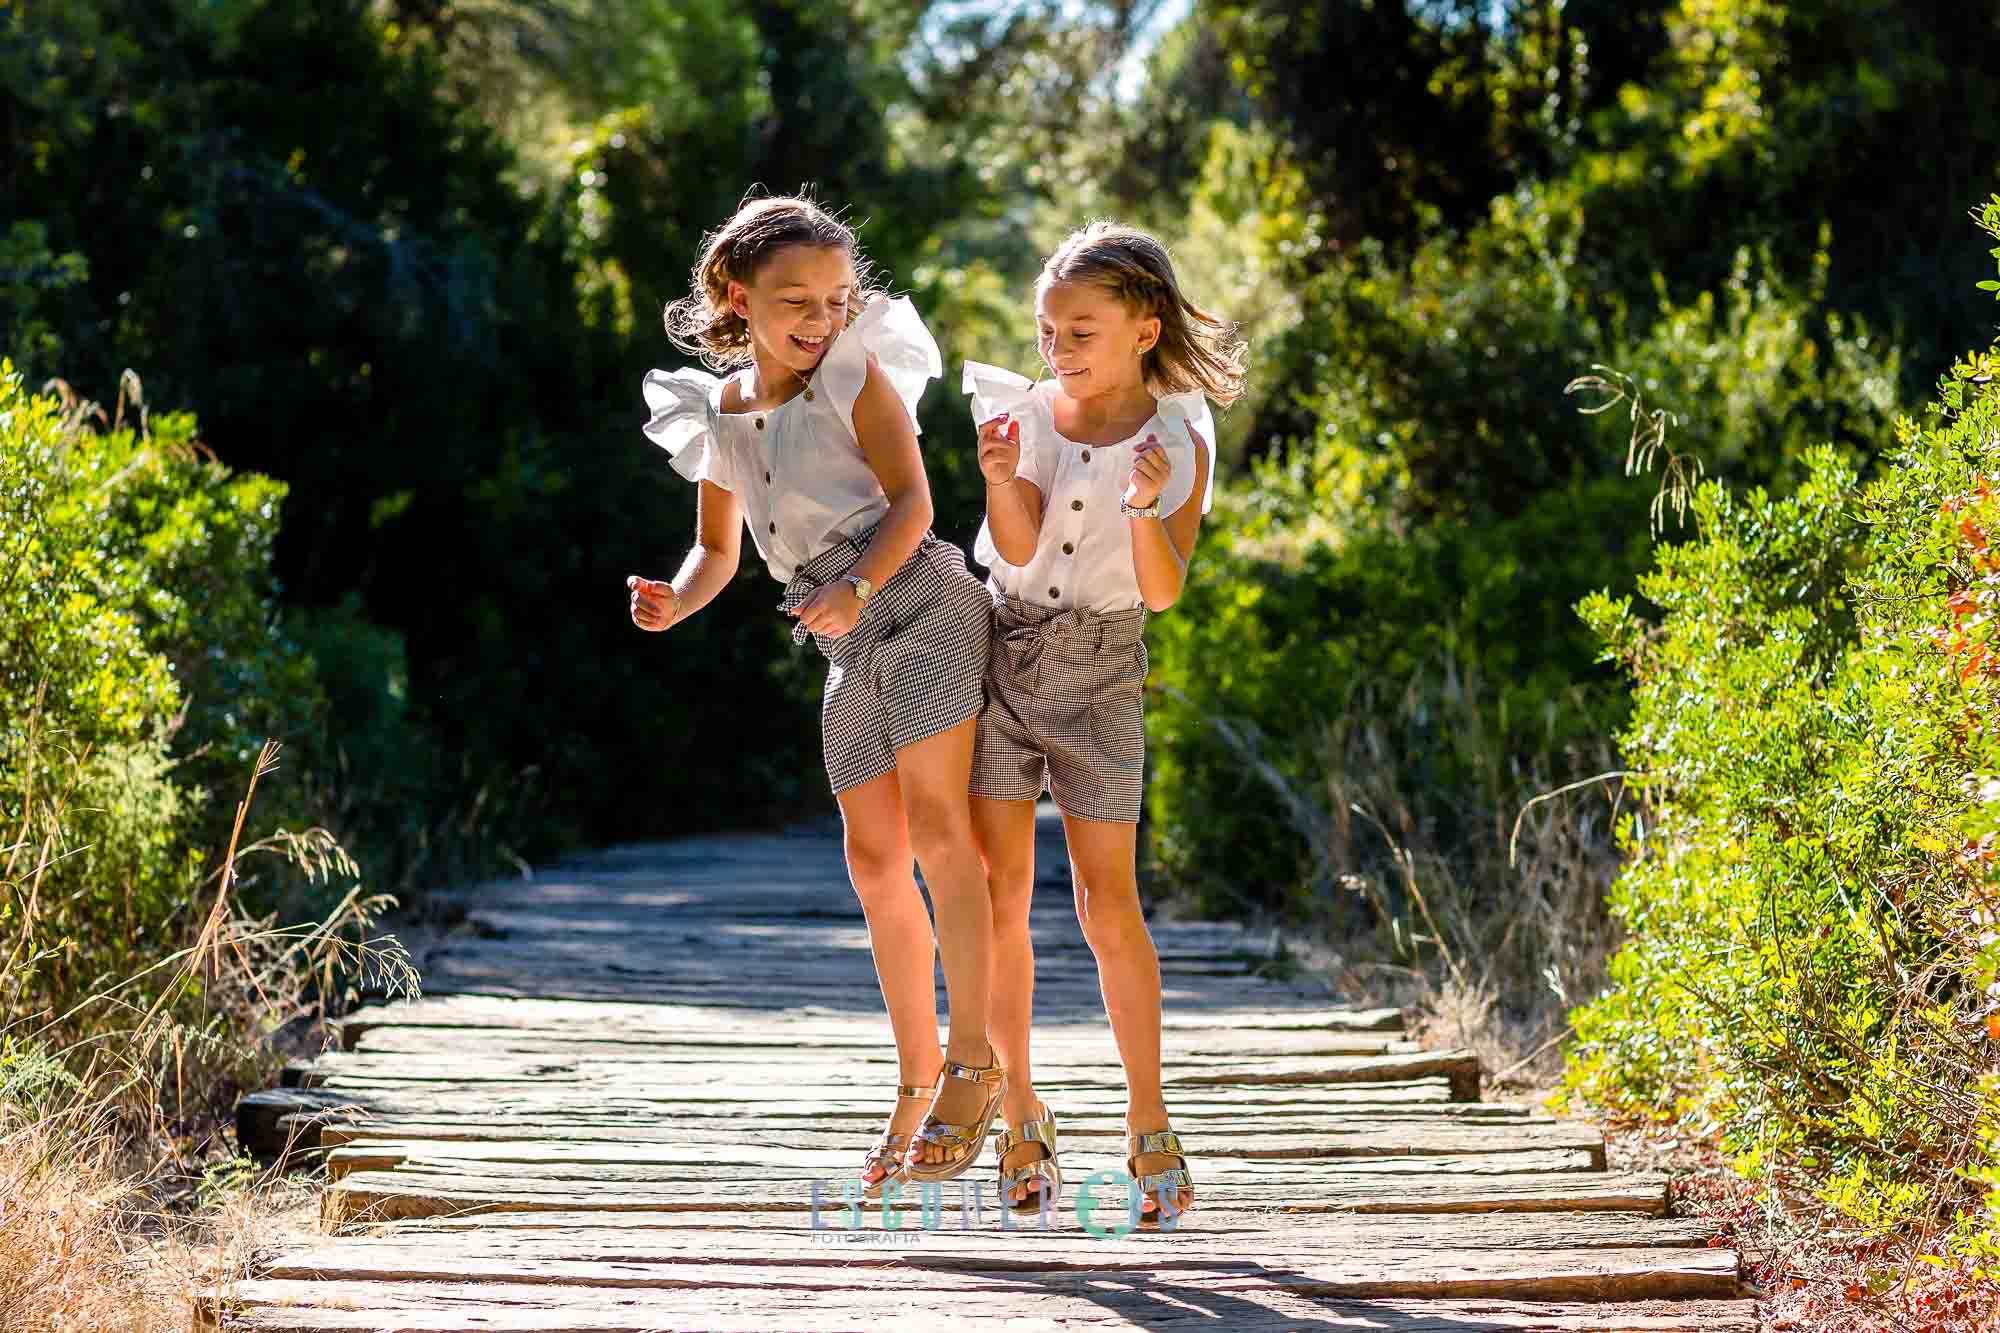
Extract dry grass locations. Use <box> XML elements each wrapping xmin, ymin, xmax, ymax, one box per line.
<box><xmin>0</xmin><ymin>1102</ymin><xmax>325</xmax><ymax>1332</ymax></box>
<box><xmin>0</xmin><ymin>731</ymin><xmax>419</xmax><ymax>1331</ymax></box>
<box><xmin>1174</xmin><ymin>657</ymin><xmax>1623</xmax><ymax>1089</ymax></box>
<box><xmin>1606</xmin><ymin>1121</ymin><xmax>2000</xmax><ymax>1332</ymax></box>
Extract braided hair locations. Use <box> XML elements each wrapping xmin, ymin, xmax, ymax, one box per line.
<box><xmin>1037</xmin><ymin>222</ymin><xmax>1246</xmax><ymax>407</ymax></box>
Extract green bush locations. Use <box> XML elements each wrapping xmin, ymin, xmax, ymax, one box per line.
<box><xmin>1562</xmin><ymin>198</ymin><xmax>2000</xmax><ymax>1247</ymax></box>
<box><xmin>0</xmin><ymin>365</ymin><xmax>421</xmax><ymax>1014</ymax></box>
<box><xmin>1146</xmin><ymin>183</ymin><xmax>1903</xmax><ymax>917</ymax></box>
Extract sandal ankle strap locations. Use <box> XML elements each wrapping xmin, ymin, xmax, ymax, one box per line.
<box><xmin>939</xmin><ymin>1059</ymin><xmax>1004</xmax><ymax>1086</ymax></box>
<box><xmin>895</xmin><ymin>1084</ymin><xmax>930</xmax><ymax>1099</ymax></box>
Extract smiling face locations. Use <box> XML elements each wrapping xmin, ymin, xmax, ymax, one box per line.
<box><xmin>728</xmin><ymin>245</ymin><xmax>856</xmax><ymax>379</ymax></box>
<box><xmin>1036</xmin><ymin>280</ymin><xmax>1161</xmax><ymax>401</ymax></box>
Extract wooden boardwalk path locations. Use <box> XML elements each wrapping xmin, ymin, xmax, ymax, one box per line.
<box><xmin>220</xmin><ymin>811</ymin><xmax>1751</xmax><ymax>1331</ymax></box>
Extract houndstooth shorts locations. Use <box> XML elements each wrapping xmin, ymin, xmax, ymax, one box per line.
<box><xmin>969</xmin><ymin>595</ymin><xmax>1149</xmax><ymax>824</ymax></box>
<box><xmin>780</xmin><ymin>526</ymin><xmax>992</xmax><ymax>795</ymax></box>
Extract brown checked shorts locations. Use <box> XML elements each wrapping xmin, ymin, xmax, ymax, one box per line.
<box><xmin>970</xmin><ymin>595</ymin><xmax>1149</xmax><ymax>824</ymax></box>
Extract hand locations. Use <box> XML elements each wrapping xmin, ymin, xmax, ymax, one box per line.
<box><xmin>789</xmin><ymin>580</ymin><xmax>862</xmax><ymax>638</ymax></box>
<box><xmin>977</xmin><ymin>414</ymin><xmax>1022</xmax><ymax>485</ymax></box>
<box><xmin>1124</xmin><ymin>433</ymin><xmax>1171</xmax><ymax>511</ymax></box>
<box><xmin>627</xmin><ymin>575</ymin><xmax>680</xmax><ymax>632</ymax></box>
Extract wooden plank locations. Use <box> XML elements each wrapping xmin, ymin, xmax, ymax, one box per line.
<box><xmin>302</xmin><ymin>1099</ymin><xmax>1532</xmax><ymax>1148</ymax></box>
<box><xmin>363</xmin><ymin>1210</ymin><xmax>1713</xmax><ymax>1246</ymax></box>
<box><xmin>268</xmin><ymin>1215</ymin><xmax>1714</xmax><ymax>1268</ymax></box>
<box><xmin>346</xmin><ymin>1027</ymin><xmax>1417</xmax><ymax>1061</ymax></box>
<box><xmin>318</xmin><ymin>1115</ymin><xmax>1577</xmax><ymax>1150</ymax></box>
<box><xmin>288</xmin><ymin>1049</ymin><xmax>1481</xmax><ymax>1097</ymax></box>
<box><xmin>223</xmin><ymin>1244</ymin><xmax>1740</xmax><ymax>1297</ymax></box>
<box><xmin>326</xmin><ymin>1150</ymin><xmax>1600</xmax><ymax>1189</ymax></box>
<box><xmin>219</xmin><ymin>1248</ymin><xmax>1744</xmax><ymax>1312</ymax></box>
<box><xmin>322</xmin><ymin>1121</ymin><xmax>1604</xmax><ymax>1178</ymax></box>
<box><xmin>222</xmin><ymin>1290</ymin><xmax>1760</xmax><ymax>1332</ymax></box>
<box><xmin>333</xmin><ymin>998</ymin><xmax>1404</xmax><ymax>1048</ymax></box>
<box><xmin>321</xmin><ymin>1167</ymin><xmax>1669</xmax><ymax>1229</ymax></box>
<box><xmin>261</xmin><ymin>1078</ymin><xmax>1492</xmax><ymax>1125</ymax></box>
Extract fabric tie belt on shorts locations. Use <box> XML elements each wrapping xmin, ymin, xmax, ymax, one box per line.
<box><xmin>993</xmin><ymin>595</ymin><xmax>1146</xmax><ymax>677</ymax></box>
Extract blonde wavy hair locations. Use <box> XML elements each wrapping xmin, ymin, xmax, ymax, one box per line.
<box><xmin>1038</xmin><ymin>221</ymin><xmax>1247</xmax><ymax>407</ymax></box>
<box><xmin>663</xmin><ymin>195</ymin><xmax>884</xmax><ymax>370</ymax></box>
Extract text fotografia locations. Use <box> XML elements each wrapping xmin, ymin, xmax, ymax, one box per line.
<box><xmin>808</xmin><ymin>1169</ymin><xmax>1183</xmax><ymax>1237</ymax></box>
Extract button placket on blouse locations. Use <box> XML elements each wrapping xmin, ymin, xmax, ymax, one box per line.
<box><xmin>754</xmin><ymin>414</ymin><xmax>788</xmax><ymax>566</ymax></box>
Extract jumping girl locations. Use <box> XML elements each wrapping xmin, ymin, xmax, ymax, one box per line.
<box><xmin>627</xmin><ymin>196</ymin><xmax>1006</xmax><ymax>1196</ymax></box>
<box><xmin>908</xmin><ymin>222</ymin><xmax>1246</xmax><ymax>1226</ymax></box>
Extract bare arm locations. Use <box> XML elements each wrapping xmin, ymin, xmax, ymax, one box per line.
<box><xmin>629</xmin><ymin>480</ymin><xmax>741</xmax><ymax>631</ymax></box>
<box><xmin>978</xmin><ymin>415</ymin><xmax>1042</xmax><ymax>566</ymax></box>
<box><xmin>1128</xmin><ymin>430</ymin><xmax>1212</xmax><ymax>613</ymax></box>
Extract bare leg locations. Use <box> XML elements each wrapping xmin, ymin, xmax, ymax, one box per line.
<box><xmin>1063</xmin><ymin>811</ymin><xmax>1190</xmax><ymax>1219</ymax></box>
<box><xmin>895</xmin><ymin>718</ymin><xmax>998</xmax><ymax>1164</ymax></box>
<box><xmin>972</xmin><ymin>796</ymin><xmax>1046</xmax><ymax>1201</ymax></box>
<box><xmin>837</xmin><ymin>768</ymin><xmax>942</xmax><ymax>1186</ymax></box>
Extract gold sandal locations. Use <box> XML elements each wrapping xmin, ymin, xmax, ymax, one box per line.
<box><xmin>1126</xmin><ymin>1128</ymin><xmax>1194</xmax><ymax>1230</ymax></box>
<box><xmin>996</xmin><ymin>1105</ymin><xmax>1061</xmax><ymax>1215</ymax></box>
<box><xmin>860</xmin><ymin>1084</ymin><xmax>931</xmax><ymax>1199</ymax></box>
<box><xmin>904</xmin><ymin>1051</ymin><xmax>1006</xmax><ymax>1184</ymax></box>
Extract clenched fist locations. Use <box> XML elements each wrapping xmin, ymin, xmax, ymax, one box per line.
<box><xmin>627</xmin><ymin>574</ymin><xmax>679</xmax><ymax>632</ymax></box>
<box><xmin>977</xmin><ymin>414</ymin><xmax>1023</xmax><ymax>486</ymax></box>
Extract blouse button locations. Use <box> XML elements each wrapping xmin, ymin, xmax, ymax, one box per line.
<box><xmin>755</xmin><ymin>416</ymin><xmax>765</xmax><ymax>430</ymax></box>
<box><xmin>1081</xmin><ymin>449</ymin><xmax>1091</xmax><ymax>462</ymax></box>
<box><xmin>768</xmin><ymin>522</ymin><xmax>777</xmax><ymax>535</ymax></box>
<box><xmin>1070</xmin><ymin>499</ymin><xmax>1083</xmax><ymax>512</ymax></box>
<box><xmin>1048</xmin><ymin>587</ymin><xmax>1060</xmax><ymax>599</ymax></box>
<box><xmin>765</xmin><ymin>471</ymin><xmax>772</xmax><ymax>483</ymax></box>
<box><xmin>795</xmin><ymin>564</ymin><xmax>804</xmax><ymax>575</ymax></box>
<box><xmin>1061</xmin><ymin>542</ymin><xmax>1075</xmax><ymax>555</ymax></box>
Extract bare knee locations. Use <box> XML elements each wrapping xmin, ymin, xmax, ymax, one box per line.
<box><xmin>844</xmin><ymin>827</ymin><xmax>912</xmax><ymax>904</ymax></box>
<box><xmin>986</xmin><ymin>847</ymin><xmax>1035</xmax><ymax>925</ymax></box>
<box><xmin>1073</xmin><ymin>872</ymin><xmax>1148</xmax><ymax>953</ymax></box>
<box><xmin>903</xmin><ymin>789</ymin><xmax>974</xmax><ymax>866</ymax></box>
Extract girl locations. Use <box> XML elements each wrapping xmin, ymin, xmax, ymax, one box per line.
<box><xmin>627</xmin><ymin>196</ymin><xmax>1006</xmax><ymax>1195</ymax></box>
<box><xmin>908</xmin><ymin>222</ymin><xmax>1245</xmax><ymax>1226</ymax></box>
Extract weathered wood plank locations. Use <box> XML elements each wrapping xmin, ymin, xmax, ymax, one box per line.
<box><xmin>246</xmin><ymin>1079</ymin><xmax>1521</xmax><ymax>1157</ymax></box>
<box><xmin>289</xmin><ymin>1048</ymin><xmax>1481</xmax><ymax>1099</ymax></box>
<box><xmin>332</xmin><ymin>997</ymin><xmax>1405</xmax><ymax>1049</ymax></box>
<box><xmin>347</xmin><ymin>1026</ymin><xmax>1418</xmax><ymax>1061</ymax></box>
<box><xmin>360</xmin><ymin>1210</ymin><xmax>1712</xmax><ymax>1246</ymax></box>
<box><xmin>328</xmin><ymin>1150</ymin><xmax>1600</xmax><ymax>1190</ymax></box>
<box><xmin>223</xmin><ymin>1290</ymin><xmax>1760</xmax><ymax>1332</ymax></box>
<box><xmin>243</xmin><ymin>1247</ymin><xmax>1739</xmax><ymax>1302</ymax></box>
<box><xmin>321</xmin><ymin>1167</ymin><xmax>1669</xmax><ymax>1229</ymax></box>
<box><xmin>270</xmin><ymin>1216</ymin><xmax>1714</xmax><ymax>1269</ymax></box>
<box><xmin>322</xmin><ymin>1120</ymin><xmax>1604</xmax><ymax>1179</ymax></box>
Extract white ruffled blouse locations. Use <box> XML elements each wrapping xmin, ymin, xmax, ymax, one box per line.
<box><xmin>640</xmin><ymin>297</ymin><xmax>943</xmax><ymax>583</ymax></box>
<box><xmin>965</xmin><ymin>362</ymin><xmax>1217</xmax><ymax>614</ymax></box>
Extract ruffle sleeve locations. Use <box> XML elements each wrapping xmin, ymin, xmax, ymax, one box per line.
<box><xmin>965</xmin><ymin>360</ymin><xmax>1049</xmax><ymax>571</ymax></box>
<box><xmin>962</xmin><ymin>359</ymin><xmax>1052</xmax><ymax>493</ymax></box>
<box><xmin>1154</xmin><ymin>391</ymin><xmax>1218</xmax><ymax>516</ymax></box>
<box><xmin>818</xmin><ymin>295</ymin><xmax>943</xmax><ymax>443</ymax></box>
<box><xmin>640</xmin><ymin>367</ymin><xmax>734</xmax><ymax>491</ymax></box>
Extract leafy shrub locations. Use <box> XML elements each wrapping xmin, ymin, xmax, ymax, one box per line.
<box><xmin>1562</xmin><ymin>198</ymin><xmax>2000</xmax><ymax>1249</ymax></box>
<box><xmin>1147</xmin><ymin>183</ymin><xmax>1902</xmax><ymax>916</ymax></box>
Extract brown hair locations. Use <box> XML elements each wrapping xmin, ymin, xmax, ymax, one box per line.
<box><xmin>1037</xmin><ymin>221</ymin><xmax>1247</xmax><ymax>407</ymax></box>
<box><xmin>663</xmin><ymin>194</ymin><xmax>883</xmax><ymax>369</ymax></box>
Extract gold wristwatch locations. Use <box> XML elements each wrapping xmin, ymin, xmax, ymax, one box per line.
<box><xmin>843</xmin><ymin>573</ymin><xmax>875</xmax><ymax>603</ymax></box>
